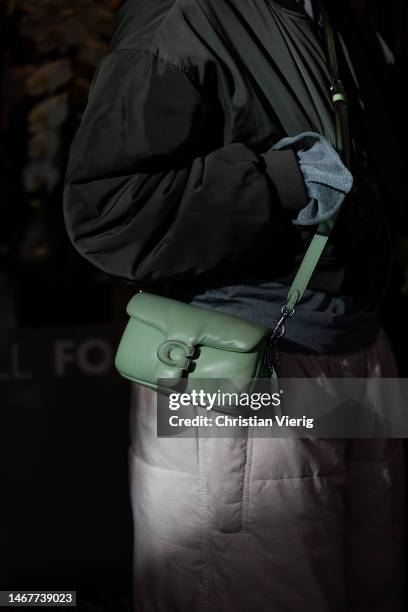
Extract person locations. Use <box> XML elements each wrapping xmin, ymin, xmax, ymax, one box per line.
<box><xmin>63</xmin><ymin>0</ymin><xmax>406</xmax><ymax>609</ymax></box>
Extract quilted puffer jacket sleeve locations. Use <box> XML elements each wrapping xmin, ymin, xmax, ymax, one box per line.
<box><xmin>63</xmin><ymin>49</ymin><xmax>307</xmax><ymax>285</ymax></box>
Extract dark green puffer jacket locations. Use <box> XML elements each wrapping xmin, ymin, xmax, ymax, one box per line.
<box><xmin>63</xmin><ymin>0</ymin><xmax>403</xmax><ymax>307</ymax></box>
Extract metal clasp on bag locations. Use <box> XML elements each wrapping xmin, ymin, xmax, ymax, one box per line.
<box><xmin>157</xmin><ymin>340</ymin><xmax>197</xmax><ymax>371</ymax></box>
<box><xmin>264</xmin><ymin>305</ymin><xmax>295</xmax><ymax>375</ymax></box>
<box><xmin>271</xmin><ymin>305</ymin><xmax>295</xmax><ymax>341</ymax></box>
<box><xmin>183</xmin><ymin>345</ymin><xmax>197</xmax><ymax>372</ymax></box>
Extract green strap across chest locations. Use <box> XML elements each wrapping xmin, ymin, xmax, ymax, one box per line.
<box><xmin>284</xmin><ymin>1</ymin><xmax>350</xmax><ymax>315</ymax></box>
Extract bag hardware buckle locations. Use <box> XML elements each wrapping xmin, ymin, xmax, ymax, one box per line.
<box><xmin>157</xmin><ymin>340</ymin><xmax>197</xmax><ymax>371</ymax></box>
<box><xmin>264</xmin><ymin>305</ymin><xmax>296</xmax><ymax>375</ymax></box>
<box><xmin>330</xmin><ymin>79</ymin><xmax>347</xmax><ymax>105</ymax></box>
<box><xmin>271</xmin><ymin>305</ymin><xmax>296</xmax><ymax>341</ymax></box>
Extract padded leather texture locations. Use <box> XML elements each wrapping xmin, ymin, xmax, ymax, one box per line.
<box><xmin>115</xmin><ymin>292</ymin><xmax>271</xmax><ymax>390</ymax></box>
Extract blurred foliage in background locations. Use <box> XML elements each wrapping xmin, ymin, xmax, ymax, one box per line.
<box><xmin>0</xmin><ymin>0</ymin><xmax>407</xmax><ymax>325</ymax></box>
<box><xmin>1</xmin><ymin>0</ymin><xmax>124</xmax><ymax>324</ymax></box>
<box><xmin>1</xmin><ymin>0</ymin><xmax>119</xmax><ymax>268</ymax></box>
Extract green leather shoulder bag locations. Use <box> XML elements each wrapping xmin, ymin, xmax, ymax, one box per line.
<box><xmin>115</xmin><ymin>2</ymin><xmax>349</xmax><ymax>395</ymax></box>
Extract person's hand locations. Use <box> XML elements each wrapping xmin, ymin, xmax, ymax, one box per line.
<box><xmin>271</xmin><ymin>131</ymin><xmax>353</xmax><ymax>226</ymax></box>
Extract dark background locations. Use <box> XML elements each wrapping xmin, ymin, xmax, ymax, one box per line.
<box><xmin>1</xmin><ymin>1</ymin><xmax>407</xmax><ymax>610</ymax></box>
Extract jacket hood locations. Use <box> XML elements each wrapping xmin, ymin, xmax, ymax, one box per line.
<box><xmin>109</xmin><ymin>0</ymin><xmax>309</xmax><ymax>50</ymax></box>
<box><xmin>110</xmin><ymin>0</ymin><xmax>176</xmax><ymax>49</ymax></box>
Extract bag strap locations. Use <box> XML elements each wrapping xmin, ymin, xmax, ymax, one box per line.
<box><xmin>275</xmin><ymin>2</ymin><xmax>351</xmax><ymax>328</ymax></box>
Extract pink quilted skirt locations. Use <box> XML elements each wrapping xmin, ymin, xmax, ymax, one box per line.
<box><xmin>129</xmin><ymin>327</ymin><xmax>405</xmax><ymax>611</ymax></box>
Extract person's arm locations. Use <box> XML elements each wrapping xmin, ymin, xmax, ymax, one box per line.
<box><xmin>63</xmin><ymin>49</ymin><xmax>308</xmax><ymax>285</ymax></box>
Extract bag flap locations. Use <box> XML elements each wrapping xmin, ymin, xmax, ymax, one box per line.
<box><xmin>126</xmin><ymin>292</ymin><xmax>269</xmax><ymax>353</ymax></box>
